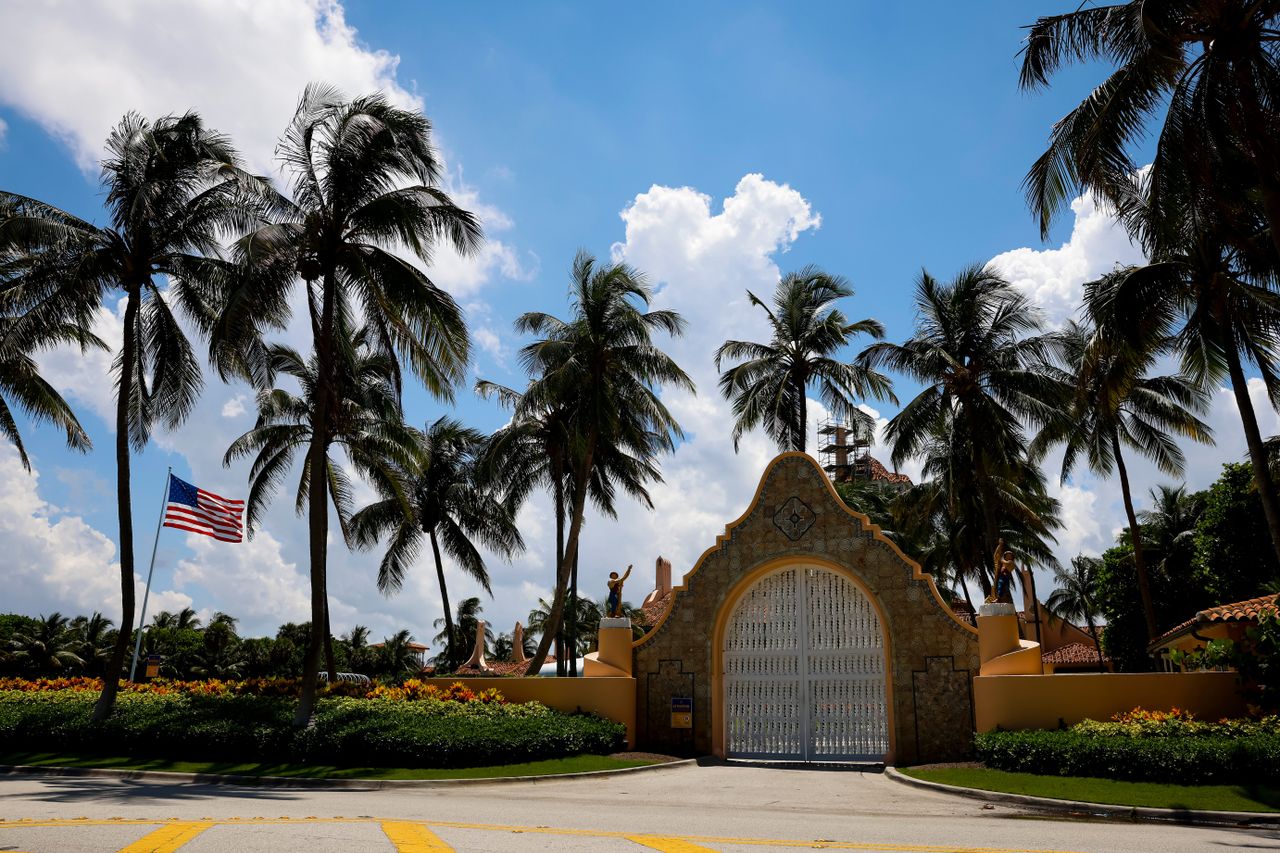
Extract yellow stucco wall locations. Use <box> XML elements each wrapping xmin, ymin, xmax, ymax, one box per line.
<box><xmin>418</xmin><ymin>677</ymin><xmax>636</xmax><ymax>748</ymax></box>
<box><xmin>974</xmin><ymin>671</ymin><xmax>1246</xmax><ymax>731</ymax></box>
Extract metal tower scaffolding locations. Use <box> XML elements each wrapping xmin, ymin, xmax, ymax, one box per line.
<box><xmin>818</xmin><ymin>417</ymin><xmax>874</xmax><ymax>482</ymax></box>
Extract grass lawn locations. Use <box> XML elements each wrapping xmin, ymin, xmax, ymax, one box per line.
<box><xmin>0</xmin><ymin>752</ymin><xmax>658</xmax><ymax>781</ymax></box>
<box><xmin>901</xmin><ymin>767</ymin><xmax>1280</xmax><ymax>814</ymax></box>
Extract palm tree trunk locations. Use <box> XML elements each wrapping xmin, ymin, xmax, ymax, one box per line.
<box><xmin>1225</xmin><ymin>343</ymin><xmax>1280</xmax><ymax>568</ymax></box>
<box><xmin>323</xmin><ymin>600</ymin><xmax>337</xmax><ymax>681</ymax></box>
<box><xmin>295</xmin><ymin>274</ymin><xmax>335</xmax><ymax>727</ymax></box>
<box><xmin>428</xmin><ymin>528</ymin><xmax>455</xmax><ymax>667</ymax></box>
<box><xmin>796</xmin><ymin>373</ymin><xmax>808</xmax><ymax>453</ymax></box>
<box><xmin>1111</xmin><ymin>430</ymin><xmax>1158</xmax><ymax>643</ymax></box>
<box><xmin>553</xmin><ymin>471</ymin><xmax>565</xmax><ymax>677</ymax></box>
<box><xmin>93</xmin><ymin>286</ymin><xmax>141</xmax><ymax>723</ymax></box>
<box><xmin>1086</xmin><ymin>616</ymin><xmax>1105</xmax><ymax>673</ymax></box>
<box><xmin>526</xmin><ymin>441</ymin><xmax>595</xmax><ymax>675</ymax></box>
<box><xmin>568</xmin><ymin>548</ymin><xmax>579</xmax><ymax>676</ymax></box>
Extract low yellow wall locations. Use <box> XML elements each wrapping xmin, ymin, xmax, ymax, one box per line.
<box><xmin>974</xmin><ymin>671</ymin><xmax>1246</xmax><ymax>732</ymax></box>
<box><xmin>419</xmin><ymin>677</ymin><xmax>636</xmax><ymax>748</ymax></box>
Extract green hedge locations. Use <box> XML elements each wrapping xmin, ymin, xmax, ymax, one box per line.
<box><xmin>975</xmin><ymin>729</ymin><xmax>1280</xmax><ymax>785</ymax></box>
<box><xmin>0</xmin><ymin>690</ymin><xmax>624</xmax><ymax>768</ymax></box>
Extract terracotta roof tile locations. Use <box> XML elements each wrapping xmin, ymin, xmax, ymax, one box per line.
<box><xmin>1042</xmin><ymin>642</ymin><xmax>1108</xmax><ymax>666</ymax></box>
<box><xmin>868</xmin><ymin>456</ymin><xmax>912</xmax><ymax>485</ymax></box>
<box><xmin>1150</xmin><ymin>593</ymin><xmax>1279</xmax><ymax>649</ymax></box>
<box><xmin>638</xmin><ymin>591</ymin><xmax>672</xmax><ymax>627</ymax></box>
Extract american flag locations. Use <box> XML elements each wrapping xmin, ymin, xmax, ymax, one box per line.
<box><xmin>163</xmin><ymin>475</ymin><xmax>244</xmax><ymax>543</ymax></box>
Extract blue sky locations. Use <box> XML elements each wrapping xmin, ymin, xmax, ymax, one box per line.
<box><xmin>0</xmin><ymin>2</ymin><xmax>1255</xmax><ymax>643</ymax></box>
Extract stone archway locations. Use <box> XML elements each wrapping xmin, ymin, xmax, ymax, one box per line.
<box><xmin>721</xmin><ymin>563</ymin><xmax>890</xmax><ymax>761</ymax></box>
<box><xmin>632</xmin><ymin>452</ymin><xmax>979</xmax><ymax>764</ymax></box>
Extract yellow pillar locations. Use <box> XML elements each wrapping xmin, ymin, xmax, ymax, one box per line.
<box><xmin>977</xmin><ymin>603</ymin><xmax>1042</xmax><ymax>675</ymax></box>
<box><xmin>584</xmin><ymin>617</ymin><xmax>634</xmax><ymax>677</ymax></box>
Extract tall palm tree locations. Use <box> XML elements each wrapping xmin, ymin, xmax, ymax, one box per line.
<box><xmin>1086</xmin><ymin>212</ymin><xmax>1280</xmax><ymax>567</ymax></box>
<box><xmin>1018</xmin><ymin>1</ymin><xmax>1280</xmax><ymax>259</ymax></box>
<box><xmin>503</xmin><ymin>251</ymin><xmax>693</xmax><ymax>675</ymax></box>
<box><xmin>0</xmin><ymin>112</ymin><xmax>264</xmax><ymax>719</ymax></box>
<box><xmin>716</xmin><ymin>266</ymin><xmax>895</xmax><ymax>453</ymax></box>
<box><xmin>1034</xmin><ymin>317</ymin><xmax>1213</xmax><ymax>639</ymax></box>
<box><xmin>151</xmin><ymin>607</ymin><xmax>202</xmax><ymax>631</ymax></box>
<box><xmin>477</xmin><ymin>379</ymin><xmax>663</xmax><ymax>675</ymax></box>
<box><xmin>227</xmin><ymin>85</ymin><xmax>480</xmax><ymax>725</ymax></box>
<box><xmin>350</xmin><ymin>416</ymin><xmax>524</xmax><ymax>668</ymax></box>
<box><xmin>1139</xmin><ymin>484</ymin><xmax>1207</xmax><ymax>577</ymax></box>
<box><xmin>7</xmin><ymin>613</ymin><xmax>85</xmax><ymax>673</ymax></box>
<box><xmin>1046</xmin><ymin>556</ymin><xmax>1107</xmax><ymax>672</ymax></box>
<box><xmin>859</xmin><ymin>265</ymin><xmax>1066</xmax><ymax>592</ymax></box>
<box><xmin>224</xmin><ymin>329</ymin><xmax>418</xmax><ymax>681</ymax></box>
<box><xmin>0</xmin><ymin>314</ymin><xmax>100</xmax><ymax>470</ymax></box>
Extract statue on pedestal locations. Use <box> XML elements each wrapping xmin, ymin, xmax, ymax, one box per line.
<box><xmin>606</xmin><ymin>564</ymin><xmax>632</xmax><ymax>618</ymax></box>
<box><xmin>985</xmin><ymin>539</ymin><xmax>1016</xmax><ymax>605</ymax></box>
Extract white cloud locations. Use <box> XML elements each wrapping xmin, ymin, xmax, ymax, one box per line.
<box><xmin>0</xmin><ymin>116</ymin><xmax>7</xmax><ymax>144</ymax></box>
<box><xmin>0</xmin><ymin>445</ymin><xmax>189</xmax><ymax>619</ymax></box>
<box><xmin>0</xmin><ymin>0</ymin><xmax>416</xmax><ymax>173</ymax></box>
<box><xmin>989</xmin><ymin>191</ymin><xmax>1145</xmax><ymax>328</ymax></box>
<box><xmin>220</xmin><ymin>396</ymin><xmax>247</xmax><ymax>419</ymax></box>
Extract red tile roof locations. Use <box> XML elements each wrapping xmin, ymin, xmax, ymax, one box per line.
<box><xmin>638</xmin><ymin>591</ymin><xmax>672</xmax><ymax>628</ymax></box>
<box><xmin>1150</xmin><ymin>593</ymin><xmax>1279</xmax><ymax>649</ymax></box>
<box><xmin>1042</xmin><ymin>642</ymin><xmax>1107</xmax><ymax>666</ymax></box>
<box><xmin>868</xmin><ymin>456</ymin><xmax>912</xmax><ymax>485</ymax></box>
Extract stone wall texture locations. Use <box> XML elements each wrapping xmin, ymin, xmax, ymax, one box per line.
<box><xmin>632</xmin><ymin>452</ymin><xmax>980</xmax><ymax>764</ymax></box>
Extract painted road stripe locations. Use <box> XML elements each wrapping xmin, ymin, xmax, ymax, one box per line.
<box><xmin>627</xmin><ymin>835</ymin><xmax>720</xmax><ymax>851</ymax></box>
<box><xmin>116</xmin><ymin>821</ymin><xmax>213</xmax><ymax>852</ymax></box>
<box><xmin>382</xmin><ymin>820</ymin><xmax>453</xmax><ymax>851</ymax></box>
<box><xmin>0</xmin><ymin>818</ymin><xmax>1089</xmax><ymax>853</ymax></box>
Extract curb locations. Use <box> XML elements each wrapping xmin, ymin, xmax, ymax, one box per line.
<box><xmin>0</xmin><ymin>757</ymin><xmax>697</xmax><ymax>790</ymax></box>
<box><xmin>884</xmin><ymin>766</ymin><xmax>1280</xmax><ymax>828</ymax></box>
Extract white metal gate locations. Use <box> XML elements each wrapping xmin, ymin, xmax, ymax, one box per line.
<box><xmin>723</xmin><ymin>566</ymin><xmax>889</xmax><ymax>761</ymax></box>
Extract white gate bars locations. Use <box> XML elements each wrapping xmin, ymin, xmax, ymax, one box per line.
<box><xmin>722</xmin><ymin>566</ymin><xmax>889</xmax><ymax>761</ymax></box>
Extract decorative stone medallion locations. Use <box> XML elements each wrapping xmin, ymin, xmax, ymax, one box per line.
<box><xmin>773</xmin><ymin>496</ymin><xmax>816</xmax><ymax>540</ymax></box>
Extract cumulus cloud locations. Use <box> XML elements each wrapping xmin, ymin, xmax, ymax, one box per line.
<box><xmin>989</xmin><ymin>192</ymin><xmax>1145</xmax><ymax>328</ymax></box>
<box><xmin>0</xmin><ymin>445</ymin><xmax>189</xmax><ymax>619</ymax></box>
<box><xmin>0</xmin><ymin>0</ymin><xmax>416</xmax><ymax>172</ymax></box>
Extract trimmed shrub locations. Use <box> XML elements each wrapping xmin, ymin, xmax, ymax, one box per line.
<box><xmin>976</xmin><ymin>727</ymin><xmax>1280</xmax><ymax>784</ymax></box>
<box><xmin>0</xmin><ymin>689</ymin><xmax>624</xmax><ymax>768</ymax></box>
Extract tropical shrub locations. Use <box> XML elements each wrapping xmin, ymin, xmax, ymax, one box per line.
<box><xmin>0</xmin><ymin>688</ymin><xmax>624</xmax><ymax>768</ymax></box>
<box><xmin>0</xmin><ymin>677</ymin><xmax>503</xmax><ymax>703</ymax></box>
<box><xmin>976</xmin><ymin>709</ymin><xmax>1280</xmax><ymax>784</ymax></box>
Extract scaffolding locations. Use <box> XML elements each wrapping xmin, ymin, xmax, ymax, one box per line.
<box><xmin>818</xmin><ymin>417</ymin><xmax>874</xmax><ymax>482</ymax></box>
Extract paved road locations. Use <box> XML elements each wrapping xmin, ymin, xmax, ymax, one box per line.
<box><xmin>0</xmin><ymin>763</ymin><xmax>1272</xmax><ymax>852</ymax></box>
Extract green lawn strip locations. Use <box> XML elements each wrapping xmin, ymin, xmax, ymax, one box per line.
<box><xmin>901</xmin><ymin>767</ymin><xmax>1280</xmax><ymax>813</ymax></box>
<box><xmin>0</xmin><ymin>752</ymin><xmax>656</xmax><ymax>780</ymax></box>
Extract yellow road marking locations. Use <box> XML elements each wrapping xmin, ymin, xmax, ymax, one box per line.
<box><xmin>116</xmin><ymin>821</ymin><xmax>213</xmax><ymax>852</ymax></box>
<box><xmin>382</xmin><ymin>820</ymin><xmax>452</xmax><ymax>851</ymax></box>
<box><xmin>627</xmin><ymin>835</ymin><xmax>720</xmax><ymax>851</ymax></box>
<box><xmin>0</xmin><ymin>817</ymin><xmax>1089</xmax><ymax>853</ymax></box>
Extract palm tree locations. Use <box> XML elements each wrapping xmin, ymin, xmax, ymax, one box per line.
<box><xmin>224</xmin><ymin>329</ymin><xmax>418</xmax><ymax>681</ymax></box>
<box><xmin>207</xmin><ymin>612</ymin><xmax>238</xmax><ymax>634</ymax></box>
<box><xmin>8</xmin><ymin>613</ymin><xmax>85</xmax><ymax>672</ymax></box>
<box><xmin>477</xmin><ymin>379</ymin><xmax>662</xmax><ymax>675</ymax></box>
<box><xmin>432</xmin><ymin>597</ymin><xmax>492</xmax><ymax>667</ymax></box>
<box><xmin>150</xmin><ymin>608</ymin><xmax>201</xmax><ymax>631</ymax></box>
<box><xmin>494</xmin><ymin>251</ymin><xmax>693</xmax><ymax>675</ymax></box>
<box><xmin>190</xmin><ymin>621</ymin><xmax>245</xmax><ymax>679</ymax></box>
<box><xmin>0</xmin><ymin>314</ymin><xmax>100</xmax><ymax>470</ymax></box>
<box><xmin>1086</xmin><ymin>216</ymin><xmax>1280</xmax><ymax>568</ymax></box>
<box><xmin>69</xmin><ymin>612</ymin><xmax>114</xmax><ymax>676</ymax></box>
<box><xmin>1018</xmin><ymin>1</ymin><xmax>1280</xmax><ymax>259</ymax></box>
<box><xmin>1033</xmin><ymin>317</ymin><xmax>1213</xmax><ymax>640</ymax></box>
<box><xmin>859</xmin><ymin>265</ymin><xmax>1066</xmax><ymax>592</ymax></box>
<box><xmin>377</xmin><ymin>629</ymin><xmax>424</xmax><ymax>676</ymax></box>
<box><xmin>1046</xmin><ymin>556</ymin><xmax>1107</xmax><ymax>672</ymax></box>
<box><xmin>0</xmin><ymin>112</ymin><xmax>264</xmax><ymax>719</ymax></box>
<box><xmin>350</xmin><ymin>416</ymin><xmax>524</xmax><ymax>668</ymax></box>
<box><xmin>340</xmin><ymin>625</ymin><xmax>375</xmax><ymax>673</ymax></box>
<box><xmin>715</xmin><ymin>267</ymin><xmax>895</xmax><ymax>452</ymax></box>
<box><xmin>227</xmin><ymin>85</ymin><xmax>480</xmax><ymax>725</ymax></box>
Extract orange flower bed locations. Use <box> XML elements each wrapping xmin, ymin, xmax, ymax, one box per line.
<box><xmin>0</xmin><ymin>676</ymin><xmax>504</xmax><ymax>704</ymax></box>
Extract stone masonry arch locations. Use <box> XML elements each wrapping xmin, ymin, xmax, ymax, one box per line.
<box><xmin>632</xmin><ymin>452</ymin><xmax>979</xmax><ymax>763</ymax></box>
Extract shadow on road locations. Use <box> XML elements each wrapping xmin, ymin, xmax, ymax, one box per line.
<box><xmin>0</xmin><ymin>776</ymin><xmax>304</xmax><ymax>804</ymax></box>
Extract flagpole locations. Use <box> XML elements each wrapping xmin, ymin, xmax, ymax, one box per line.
<box><xmin>129</xmin><ymin>467</ymin><xmax>172</xmax><ymax>682</ymax></box>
